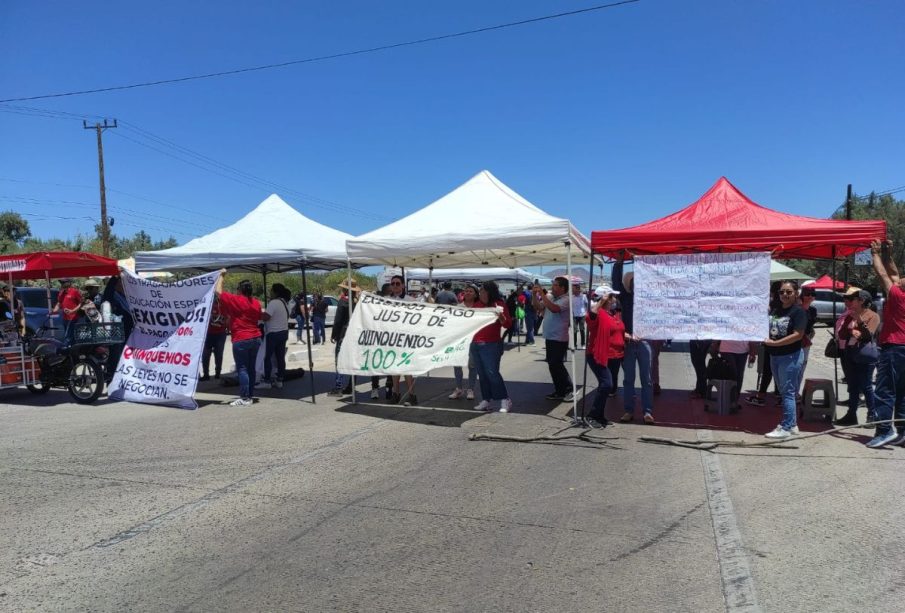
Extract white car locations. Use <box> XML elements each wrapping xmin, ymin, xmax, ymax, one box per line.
<box><xmin>287</xmin><ymin>295</ymin><xmax>337</xmax><ymax>328</ymax></box>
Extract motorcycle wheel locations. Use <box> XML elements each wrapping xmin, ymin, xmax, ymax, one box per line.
<box><xmin>27</xmin><ymin>380</ymin><xmax>51</xmax><ymax>394</ymax></box>
<box><xmin>68</xmin><ymin>359</ymin><xmax>105</xmax><ymax>404</ymax></box>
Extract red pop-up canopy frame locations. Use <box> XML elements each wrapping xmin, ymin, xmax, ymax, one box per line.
<box><xmin>591</xmin><ymin>177</ymin><xmax>886</xmax><ymax>259</ymax></box>
<box><xmin>0</xmin><ymin>252</ymin><xmax>119</xmax><ymax>281</ymax></box>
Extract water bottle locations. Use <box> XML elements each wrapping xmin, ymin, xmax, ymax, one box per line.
<box><xmin>101</xmin><ymin>300</ymin><xmax>112</xmax><ymax>323</ymax></box>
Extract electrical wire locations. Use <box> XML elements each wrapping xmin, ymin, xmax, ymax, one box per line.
<box><xmin>0</xmin><ymin>1</ymin><xmax>641</xmax><ymax>103</ymax></box>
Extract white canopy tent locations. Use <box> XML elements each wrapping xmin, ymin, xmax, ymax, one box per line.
<box><xmin>346</xmin><ymin>170</ymin><xmax>593</xmax><ymax>269</ymax></box>
<box><xmin>402</xmin><ymin>267</ymin><xmax>550</xmax><ymax>285</ymax></box>
<box><xmin>770</xmin><ymin>260</ymin><xmax>813</xmax><ymax>282</ymax></box>
<box><xmin>134</xmin><ymin>194</ymin><xmax>355</xmax><ymax>273</ymax></box>
<box><xmin>346</xmin><ymin>170</ymin><xmax>593</xmax><ymax>424</ymax></box>
<box><xmin>134</xmin><ymin>194</ymin><xmax>362</xmax><ymax>404</ymax></box>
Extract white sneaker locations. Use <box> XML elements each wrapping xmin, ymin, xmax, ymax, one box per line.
<box><xmin>448</xmin><ymin>388</ymin><xmax>464</xmax><ymax>399</ymax></box>
<box><xmin>229</xmin><ymin>398</ymin><xmax>252</xmax><ymax>407</ymax></box>
<box><xmin>474</xmin><ymin>400</ymin><xmax>491</xmax><ymax>411</ymax></box>
<box><xmin>273</xmin><ymin>380</ymin><xmax>283</xmax><ymax>389</ymax></box>
<box><xmin>257</xmin><ymin>381</ymin><xmax>272</xmax><ymax>389</ymax></box>
<box><xmin>789</xmin><ymin>426</ymin><xmax>800</xmax><ymax>435</ymax></box>
<box><xmin>370</xmin><ymin>389</ymin><xmax>380</xmax><ymax>400</ymax></box>
<box><xmin>466</xmin><ymin>389</ymin><xmax>474</xmax><ymax>400</ymax></box>
<box><xmin>764</xmin><ymin>425</ymin><xmax>792</xmax><ymax>439</ymax></box>
<box><xmin>499</xmin><ymin>398</ymin><xmax>512</xmax><ymax>413</ymax></box>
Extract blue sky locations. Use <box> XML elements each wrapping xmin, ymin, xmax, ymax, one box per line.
<box><xmin>1</xmin><ymin>0</ymin><xmax>903</xmax><ymax>246</ymax></box>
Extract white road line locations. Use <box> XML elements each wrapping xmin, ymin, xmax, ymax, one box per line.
<box><xmin>697</xmin><ymin>430</ymin><xmax>762</xmax><ymax>612</ymax></box>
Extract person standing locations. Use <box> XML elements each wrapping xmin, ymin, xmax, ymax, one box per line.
<box><xmin>585</xmin><ymin>289</ymin><xmax>621</xmax><ymax>428</ymax></box>
<box><xmin>833</xmin><ymin>288</ymin><xmax>879</xmax><ymax>427</ymax></box>
<box><xmin>215</xmin><ymin>277</ymin><xmax>263</xmax><ymax>407</ymax></box>
<box><xmin>370</xmin><ymin>283</ymin><xmax>392</xmax><ymax>400</ymax></box>
<box><xmin>435</xmin><ymin>281</ymin><xmax>458</xmax><ymax>306</ymax></box>
<box><xmin>200</xmin><ymin>295</ymin><xmax>228</xmax><ymax>381</ymax></box>
<box><xmin>472</xmin><ymin>281</ymin><xmax>513</xmax><ymax>413</ymax></box>
<box><xmin>523</xmin><ymin>284</ymin><xmax>537</xmax><ymax>345</ymax></box>
<box><xmin>571</xmin><ymin>282</ymin><xmax>588</xmax><ymax>349</ymax></box>
<box><xmin>688</xmin><ymin>339</ymin><xmax>711</xmax><ymax>399</ymax></box>
<box><xmin>449</xmin><ymin>284</ymin><xmax>479</xmax><ymax>401</ymax></box>
<box><xmin>291</xmin><ymin>290</ymin><xmax>307</xmax><ymax>344</ymax></box>
<box><xmin>533</xmin><ymin>276</ymin><xmax>572</xmax><ymax>401</ymax></box>
<box><xmin>0</xmin><ymin>283</ymin><xmax>25</xmax><ymax>336</ymax></box>
<box><xmin>387</xmin><ymin>274</ymin><xmax>418</xmax><ymax>406</ymax></box>
<box><xmin>52</xmin><ymin>278</ymin><xmax>83</xmax><ymax>344</ymax></box>
<box><xmin>867</xmin><ymin>240</ymin><xmax>905</xmax><ymax>448</ymax></box>
<box><xmin>797</xmin><ymin>286</ymin><xmax>818</xmax><ymax>395</ymax></box>
<box><xmin>101</xmin><ymin>275</ymin><xmax>133</xmax><ymax>381</ymax></box>
<box><xmin>260</xmin><ymin>283</ymin><xmax>291</xmax><ymax>389</ymax></box>
<box><xmin>328</xmin><ymin>279</ymin><xmax>361</xmax><ymax>396</ymax></box>
<box><xmin>311</xmin><ymin>293</ymin><xmax>328</xmax><ymax>345</ymax></box>
<box><xmin>612</xmin><ymin>253</ymin><xmax>655</xmax><ymax>424</ymax></box>
<box><xmin>763</xmin><ymin>281</ymin><xmax>806</xmax><ymax>439</ymax></box>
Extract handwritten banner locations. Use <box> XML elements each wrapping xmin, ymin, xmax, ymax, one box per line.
<box><xmin>337</xmin><ymin>292</ymin><xmax>500</xmax><ymax>376</ymax></box>
<box><xmin>634</xmin><ymin>252</ymin><xmax>770</xmax><ymax>341</ymax></box>
<box><xmin>109</xmin><ymin>269</ymin><xmax>220</xmax><ymax>409</ymax></box>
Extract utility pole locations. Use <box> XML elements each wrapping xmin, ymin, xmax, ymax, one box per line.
<box><xmin>83</xmin><ymin>119</ymin><xmax>117</xmax><ymax>257</ymax></box>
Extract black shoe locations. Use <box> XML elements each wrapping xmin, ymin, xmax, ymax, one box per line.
<box><xmin>404</xmin><ymin>394</ymin><xmax>418</xmax><ymax>407</ymax></box>
<box><xmin>834</xmin><ymin>412</ymin><xmax>859</xmax><ymax>427</ymax></box>
<box><xmin>200</xmin><ymin>374</ymin><xmax>210</xmax><ymax>382</ymax></box>
<box><xmin>545</xmin><ymin>392</ymin><xmax>564</xmax><ymax>401</ymax></box>
<box><xmin>214</xmin><ymin>373</ymin><xmax>221</xmax><ymax>379</ymax></box>
<box><xmin>585</xmin><ymin>417</ymin><xmax>607</xmax><ymax>429</ymax></box>
<box><xmin>387</xmin><ymin>392</ymin><xmax>400</xmax><ymax>405</ymax></box>
<box><xmin>342</xmin><ymin>384</ymin><xmax>353</xmax><ymax>394</ymax></box>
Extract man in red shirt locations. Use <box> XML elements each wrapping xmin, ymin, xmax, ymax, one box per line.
<box><xmin>52</xmin><ymin>278</ymin><xmax>83</xmax><ymax>343</ymax></box>
<box><xmin>868</xmin><ymin>240</ymin><xmax>905</xmax><ymax>448</ymax></box>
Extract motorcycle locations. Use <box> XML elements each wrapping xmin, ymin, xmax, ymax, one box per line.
<box><xmin>25</xmin><ymin>320</ymin><xmax>124</xmax><ymax>404</ymax></box>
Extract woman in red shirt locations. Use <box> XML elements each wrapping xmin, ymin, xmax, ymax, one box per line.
<box><xmin>215</xmin><ymin>277</ymin><xmax>262</xmax><ymax>406</ymax></box>
<box><xmin>472</xmin><ymin>281</ymin><xmax>514</xmax><ymax>413</ymax></box>
<box><xmin>585</xmin><ymin>288</ymin><xmax>624</xmax><ymax>428</ymax></box>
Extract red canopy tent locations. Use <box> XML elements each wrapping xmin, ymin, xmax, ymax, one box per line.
<box><xmin>0</xmin><ymin>252</ymin><xmax>119</xmax><ymax>280</ymax></box>
<box><xmin>802</xmin><ymin>274</ymin><xmax>845</xmax><ymax>290</ymax></box>
<box><xmin>591</xmin><ymin>177</ymin><xmax>886</xmax><ymax>259</ymax></box>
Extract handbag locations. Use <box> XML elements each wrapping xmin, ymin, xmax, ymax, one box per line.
<box><xmin>851</xmin><ymin>341</ymin><xmax>880</xmax><ymax>364</ymax></box>
<box><xmin>824</xmin><ymin>335</ymin><xmax>839</xmax><ymax>359</ymax></box>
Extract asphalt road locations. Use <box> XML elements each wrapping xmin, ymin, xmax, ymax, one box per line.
<box><xmin>2</xmin><ymin>327</ymin><xmax>903</xmax><ymax>612</ymax></box>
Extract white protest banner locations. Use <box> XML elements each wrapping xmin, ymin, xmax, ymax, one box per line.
<box><xmin>109</xmin><ymin>269</ymin><xmax>220</xmax><ymax>409</ymax></box>
<box><xmin>337</xmin><ymin>292</ymin><xmax>501</xmax><ymax>376</ymax></box>
<box><xmin>634</xmin><ymin>252</ymin><xmax>770</xmax><ymax>341</ymax></box>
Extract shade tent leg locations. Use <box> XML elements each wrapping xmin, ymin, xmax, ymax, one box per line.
<box><xmin>579</xmin><ymin>251</ymin><xmax>596</xmax><ymax>423</ymax></box>
<box><xmin>347</xmin><ymin>259</ymin><xmax>356</xmax><ymax>404</ymax></box>
<box><xmin>832</xmin><ymin>250</ymin><xmax>839</xmax><ymax>406</ymax></box>
<box><xmin>300</xmin><ymin>263</ymin><xmax>316</xmax><ymax>404</ymax></box>
<box><xmin>567</xmin><ymin>241</ymin><xmax>579</xmax><ymax>425</ymax></box>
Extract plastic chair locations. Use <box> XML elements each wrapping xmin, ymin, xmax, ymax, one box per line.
<box><xmin>802</xmin><ymin>378</ymin><xmax>835</xmax><ymax>422</ymax></box>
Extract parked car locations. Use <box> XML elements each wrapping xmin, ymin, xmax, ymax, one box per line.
<box><xmin>287</xmin><ymin>295</ymin><xmax>337</xmax><ymax>328</ymax></box>
<box><xmin>811</xmin><ymin>289</ymin><xmax>846</xmax><ymax>324</ymax></box>
<box><xmin>15</xmin><ymin>287</ymin><xmax>63</xmax><ymax>338</ymax></box>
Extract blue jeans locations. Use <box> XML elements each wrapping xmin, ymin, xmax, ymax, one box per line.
<box><xmin>623</xmin><ymin>339</ymin><xmax>653</xmax><ymax>414</ymax></box>
<box><xmin>873</xmin><ymin>344</ymin><xmax>905</xmax><ymax>436</ymax></box>
<box><xmin>524</xmin><ymin>309</ymin><xmax>536</xmax><ymax>344</ymax></box>
<box><xmin>232</xmin><ymin>337</ymin><xmax>262</xmax><ymax>400</ymax></box>
<box><xmin>770</xmin><ymin>349</ymin><xmax>803</xmax><ymax>431</ymax></box>
<box><xmin>587</xmin><ymin>353</ymin><xmax>613</xmax><ymax>420</ymax></box>
<box><xmin>312</xmin><ymin>316</ymin><xmax>326</xmax><ymax>344</ymax></box>
<box><xmin>471</xmin><ymin>341</ymin><xmax>508</xmax><ymax>401</ymax></box>
<box><xmin>263</xmin><ymin>329</ymin><xmax>288</xmax><ymax>381</ymax></box>
<box><xmin>295</xmin><ymin>316</ymin><xmax>306</xmax><ymax>341</ymax></box>
<box><xmin>454</xmin><ymin>347</ymin><xmax>477</xmax><ymax>390</ymax></box>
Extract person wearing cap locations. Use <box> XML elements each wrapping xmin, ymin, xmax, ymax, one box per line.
<box><xmin>328</xmin><ymin>279</ymin><xmax>361</xmax><ymax>396</ymax></box>
<box><xmin>571</xmin><ymin>283</ymin><xmax>588</xmax><ymax>349</ymax></box>
<box><xmin>833</xmin><ymin>287</ymin><xmax>880</xmax><ymax>427</ymax></box>
<box><xmin>612</xmin><ymin>252</ymin><xmax>655</xmax><ymax>424</ymax></box>
<box><xmin>0</xmin><ymin>283</ymin><xmax>25</xmax><ymax>336</ymax></box>
<box><xmin>868</xmin><ymin>239</ymin><xmax>905</xmax><ymax>448</ymax></box>
<box><xmin>52</xmin><ymin>278</ymin><xmax>83</xmax><ymax>343</ymax></box>
<box><xmin>84</xmin><ymin>279</ymin><xmax>103</xmax><ymax>310</ymax></box>
<box><xmin>584</xmin><ymin>285</ymin><xmax>621</xmax><ymax>427</ymax></box>
<box><xmin>259</xmin><ymin>283</ymin><xmax>292</xmax><ymax>390</ymax></box>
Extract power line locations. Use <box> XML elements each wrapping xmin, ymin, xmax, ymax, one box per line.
<box><xmin>0</xmin><ymin>1</ymin><xmax>640</xmax><ymax>103</ymax></box>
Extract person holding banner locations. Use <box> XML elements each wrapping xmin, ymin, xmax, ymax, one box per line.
<box><xmin>215</xmin><ymin>277</ymin><xmax>263</xmax><ymax>407</ymax></box>
<box><xmin>449</xmin><ymin>284</ymin><xmax>479</xmax><ymax>401</ymax></box>
<box><xmin>612</xmin><ymin>254</ymin><xmax>655</xmax><ymax>424</ymax></box>
<box><xmin>260</xmin><ymin>283</ymin><xmax>291</xmax><ymax>390</ymax></box>
<box><xmin>200</xmin><ymin>295</ymin><xmax>228</xmax><ymax>381</ymax></box>
<box><xmin>763</xmin><ymin>281</ymin><xmax>806</xmax><ymax>439</ymax></box>
<box><xmin>533</xmin><ymin>276</ymin><xmax>573</xmax><ymax>402</ymax></box>
<box><xmin>387</xmin><ymin>274</ymin><xmax>418</xmax><ymax>406</ymax></box>
<box><xmin>472</xmin><ymin>281</ymin><xmax>513</xmax><ymax>413</ymax></box>
<box><xmin>328</xmin><ymin>279</ymin><xmax>361</xmax><ymax>396</ymax></box>
<box><xmin>585</xmin><ymin>288</ymin><xmax>621</xmax><ymax>428</ymax></box>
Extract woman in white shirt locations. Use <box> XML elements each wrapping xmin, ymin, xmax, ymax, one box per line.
<box><xmin>261</xmin><ymin>283</ymin><xmax>291</xmax><ymax>389</ymax></box>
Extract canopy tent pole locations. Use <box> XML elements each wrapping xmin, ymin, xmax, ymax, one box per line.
<box><xmin>44</xmin><ymin>271</ymin><xmax>53</xmax><ymax>313</ymax></box>
<box><xmin>514</xmin><ymin>259</ymin><xmax>520</xmax><ymax>353</ymax></box>
<box><xmin>299</xmin><ymin>262</ymin><xmax>316</xmax><ymax>404</ymax></box>
<box><xmin>567</xmin><ymin>241</ymin><xmax>579</xmax><ymax>425</ymax></box>
<box><xmin>579</xmin><ymin>251</ymin><xmax>596</xmax><ymax>423</ymax></box>
<box><xmin>347</xmin><ymin>259</ymin><xmax>356</xmax><ymax>404</ymax></box>
<box><xmin>832</xmin><ymin>249</ymin><xmax>839</xmax><ymax>404</ymax></box>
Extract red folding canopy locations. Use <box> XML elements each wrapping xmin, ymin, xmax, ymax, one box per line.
<box><xmin>803</xmin><ymin>274</ymin><xmax>845</xmax><ymax>290</ymax></box>
<box><xmin>591</xmin><ymin>177</ymin><xmax>886</xmax><ymax>259</ymax></box>
<box><xmin>0</xmin><ymin>251</ymin><xmax>119</xmax><ymax>281</ymax></box>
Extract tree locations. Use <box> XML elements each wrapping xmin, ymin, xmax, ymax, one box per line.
<box><xmin>0</xmin><ymin>211</ymin><xmax>31</xmax><ymax>253</ymax></box>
